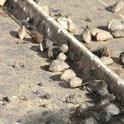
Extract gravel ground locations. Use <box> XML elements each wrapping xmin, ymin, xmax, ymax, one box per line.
<box><xmin>38</xmin><ymin>0</ymin><xmax>124</xmax><ymax>79</ymax></box>
<box><xmin>1</xmin><ymin>0</ymin><xmax>124</xmax><ymax>123</ymax></box>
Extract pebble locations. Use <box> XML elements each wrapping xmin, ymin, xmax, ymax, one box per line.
<box><xmin>49</xmin><ymin>59</ymin><xmax>69</xmax><ymax>72</ymax></box>
<box><xmin>101</xmin><ymin>57</ymin><xmax>113</xmax><ymax>65</ymax></box>
<box><xmin>60</xmin><ymin>69</ymin><xmax>76</xmax><ymax>81</ymax></box>
<box><xmin>112</xmin><ymin>1</ymin><xmax>124</xmax><ymax>13</ymax></box>
<box><xmin>69</xmin><ymin>76</ymin><xmax>82</xmax><ymax>88</ymax></box>
<box><xmin>106</xmin><ymin>103</ymin><xmax>120</xmax><ymax>116</ymax></box>
<box><xmin>82</xmin><ymin>26</ymin><xmax>91</xmax><ymax>43</ymax></box>
<box><xmin>108</xmin><ymin>19</ymin><xmax>124</xmax><ymax>31</ymax></box>
<box><xmin>60</xmin><ymin>44</ymin><xmax>68</xmax><ymax>53</ymax></box>
<box><xmin>57</xmin><ymin>17</ymin><xmax>76</xmax><ymax>33</ymax></box>
<box><xmin>0</xmin><ymin>0</ymin><xmax>6</xmax><ymax>6</ymax></box>
<box><xmin>99</xmin><ymin>47</ymin><xmax>112</xmax><ymax>57</ymax></box>
<box><xmin>84</xmin><ymin>117</ymin><xmax>98</xmax><ymax>124</ymax></box>
<box><xmin>90</xmin><ymin>28</ymin><xmax>103</xmax><ymax>37</ymax></box>
<box><xmin>18</xmin><ymin>26</ymin><xmax>27</xmax><ymax>40</ymax></box>
<box><xmin>57</xmin><ymin>52</ymin><xmax>67</xmax><ymax>61</ymax></box>
<box><xmin>57</xmin><ymin>17</ymin><xmax>68</xmax><ymax>30</ymax></box>
<box><xmin>95</xmin><ymin>31</ymin><xmax>113</xmax><ymax>41</ymax></box>
<box><xmin>112</xmin><ymin>30</ymin><xmax>124</xmax><ymax>38</ymax></box>
<box><xmin>30</xmin><ymin>31</ymin><xmax>43</xmax><ymax>43</ymax></box>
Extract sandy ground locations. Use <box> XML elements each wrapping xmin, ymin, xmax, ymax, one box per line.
<box><xmin>0</xmin><ymin>8</ymin><xmax>88</xmax><ymax>124</ymax></box>
<box><xmin>1</xmin><ymin>0</ymin><xmax>124</xmax><ymax>123</ymax></box>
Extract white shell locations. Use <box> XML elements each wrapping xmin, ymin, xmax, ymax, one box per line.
<box><xmin>82</xmin><ymin>27</ymin><xmax>91</xmax><ymax>43</ymax></box>
<box><xmin>69</xmin><ymin>76</ymin><xmax>82</xmax><ymax>88</ymax></box>
<box><xmin>18</xmin><ymin>26</ymin><xmax>27</xmax><ymax>40</ymax></box>
<box><xmin>49</xmin><ymin>59</ymin><xmax>69</xmax><ymax>72</ymax></box>
<box><xmin>57</xmin><ymin>52</ymin><xmax>67</xmax><ymax>61</ymax></box>
<box><xmin>112</xmin><ymin>1</ymin><xmax>124</xmax><ymax>13</ymax></box>
<box><xmin>108</xmin><ymin>19</ymin><xmax>124</xmax><ymax>31</ymax></box>
<box><xmin>101</xmin><ymin>57</ymin><xmax>113</xmax><ymax>65</ymax></box>
<box><xmin>60</xmin><ymin>69</ymin><xmax>76</xmax><ymax>81</ymax></box>
<box><xmin>0</xmin><ymin>0</ymin><xmax>6</xmax><ymax>6</ymax></box>
<box><xmin>60</xmin><ymin>44</ymin><xmax>68</xmax><ymax>53</ymax></box>
<box><xmin>96</xmin><ymin>30</ymin><xmax>113</xmax><ymax>41</ymax></box>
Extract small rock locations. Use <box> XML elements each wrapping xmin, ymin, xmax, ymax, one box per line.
<box><xmin>60</xmin><ymin>69</ymin><xmax>76</xmax><ymax>81</ymax></box>
<box><xmin>95</xmin><ymin>31</ymin><xmax>113</xmax><ymax>41</ymax></box>
<box><xmin>60</xmin><ymin>44</ymin><xmax>68</xmax><ymax>53</ymax></box>
<box><xmin>67</xmin><ymin>17</ymin><xmax>76</xmax><ymax>33</ymax></box>
<box><xmin>119</xmin><ymin>51</ymin><xmax>124</xmax><ymax>65</ymax></box>
<box><xmin>108</xmin><ymin>19</ymin><xmax>124</xmax><ymax>31</ymax></box>
<box><xmin>69</xmin><ymin>76</ymin><xmax>82</xmax><ymax>88</ymax></box>
<box><xmin>112</xmin><ymin>1</ymin><xmax>124</xmax><ymax>13</ymax></box>
<box><xmin>112</xmin><ymin>30</ymin><xmax>124</xmax><ymax>38</ymax></box>
<box><xmin>84</xmin><ymin>117</ymin><xmax>98</xmax><ymax>124</ymax></box>
<box><xmin>82</xmin><ymin>26</ymin><xmax>91</xmax><ymax>43</ymax></box>
<box><xmin>0</xmin><ymin>0</ymin><xmax>6</xmax><ymax>6</ymax></box>
<box><xmin>99</xmin><ymin>47</ymin><xmax>112</xmax><ymax>57</ymax></box>
<box><xmin>106</xmin><ymin>103</ymin><xmax>120</xmax><ymax>116</ymax></box>
<box><xmin>18</xmin><ymin>26</ymin><xmax>27</xmax><ymax>40</ymax></box>
<box><xmin>101</xmin><ymin>57</ymin><xmax>113</xmax><ymax>65</ymax></box>
<box><xmin>57</xmin><ymin>17</ymin><xmax>76</xmax><ymax>33</ymax></box>
<box><xmin>49</xmin><ymin>59</ymin><xmax>69</xmax><ymax>72</ymax></box>
<box><xmin>90</xmin><ymin>28</ymin><xmax>103</xmax><ymax>37</ymax></box>
<box><xmin>30</xmin><ymin>31</ymin><xmax>43</xmax><ymax>43</ymax></box>
<box><xmin>57</xmin><ymin>52</ymin><xmax>67</xmax><ymax>61</ymax></box>
<box><xmin>57</xmin><ymin>17</ymin><xmax>68</xmax><ymax>30</ymax></box>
